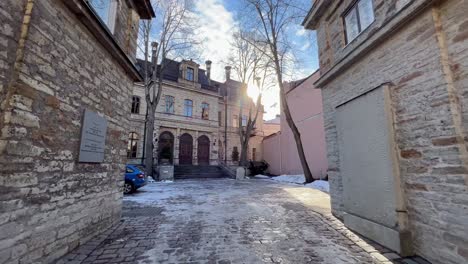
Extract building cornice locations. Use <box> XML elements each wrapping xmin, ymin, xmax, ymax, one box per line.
<box><xmin>63</xmin><ymin>0</ymin><xmax>143</xmax><ymax>81</ymax></box>
<box><xmin>162</xmin><ymin>80</ymin><xmax>222</xmax><ymax>98</ymax></box>
<box><xmin>302</xmin><ymin>0</ymin><xmax>333</xmax><ymax>29</ymax></box>
<box><xmin>129</xmin><ymin>0</ymin><xmax>155</xmax><ymax>19</ymax></box>
<box><xmin>314</xmin><ymin>0</ymin><xmax>435</xmax><ymax>88</ymax></box>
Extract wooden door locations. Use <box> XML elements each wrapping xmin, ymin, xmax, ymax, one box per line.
<box><xmin>197</xmin><ymin>135</ymin><xmax>210</xmax><ymax>165</ymax></box>
<box><xmin>179</xmin><ymin>133</ymin><xmax>193</xmax><ymax>165</ymax></box>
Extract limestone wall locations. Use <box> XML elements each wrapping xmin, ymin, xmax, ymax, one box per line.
<box><xmin>314</xmin><ymin>0</ymin><xmax>468</xmax><ymax>262</ymax></box>
<box><xmin>0</xmin><ymin>0</ymin><xmax>141</xmax><ymax>262</ymax></box>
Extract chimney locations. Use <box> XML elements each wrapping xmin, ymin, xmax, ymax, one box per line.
<box><xmin>206</xmin><ymin>60</ymin><xmax>212</xmax><ymax>84</ymax></box>
<box><xmin>225</xmin><ymin>66</ymin><xmax>232</xmax><ymax>81</ymax></box>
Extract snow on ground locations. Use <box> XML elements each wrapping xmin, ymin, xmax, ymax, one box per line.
<box><xmin>255</xmin><ymin>174</ymin><xmax>330</xmax><ymax>193</ymax></box>
<box><xmin>305</xmin><ymin>180</ymin><xmax>330</xmax><ymax>193</ymax></box>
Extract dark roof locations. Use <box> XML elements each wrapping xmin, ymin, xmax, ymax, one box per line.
<box><xmin>135</xmin><ymin>58</ymin><xmax>219</xmax><ymax>93</ymax></box>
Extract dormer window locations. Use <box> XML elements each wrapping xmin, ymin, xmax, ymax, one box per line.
<box><xmin>87</xmin><ymin>0</ymin><xmax>118</xmax><ymax>33</ymax></box>
<box><xmin>186</xmin><ymin>67</ymin><xmax>194</xmax><ymax>81</ymax></box>
<box><xmin>343</xmin><ymin>0</ymin><xmax>374</xmax><ymax>44</ymax></box>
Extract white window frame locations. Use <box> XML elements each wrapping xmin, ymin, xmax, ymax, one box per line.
<box><xmin>186</xmin><ymin>67</ymin><xmax>194</xmax><ymax>81</ymax></box>
<box><xmin>107</xmin><ymin>0</ymin><xmax>118</xmax><ymax>33</ymax></box>
<box><xmin>343</xmin><ymin>0</ymin><xmax>375</xmax><ymax>44</ymax></box>
<box><xmin>87</xmin><ymin>0</ymin><xmax>118</xmax><ymax>34</ymax></box>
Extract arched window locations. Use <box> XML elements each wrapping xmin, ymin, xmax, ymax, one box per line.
<box><xmin>131</xmin><ymin>96</ymin><xmax>140</xmax><ymax>114</ymax></box>
<box><xmin>127</xmin><ymin>132</ymin><xmax>139</xmax><ymax>158</ymax></box>
<box><xmin>184</xmin><ymin>99</ymin><xmax>193</xmax><ymax>117</ymax></box>
<box><xmin>201</xmin><ymin>102</ymin><xmax>209</xmax><ymax>120</ymax></box>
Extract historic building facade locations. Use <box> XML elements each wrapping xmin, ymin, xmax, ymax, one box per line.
<box><xmin>127</xmin><ymin>61</ymin><xmax>265</xmax><ymax>167</ymax></box>
<box><xmin>304</xmin><ymin>0</ymin><xmax>468</xmax><ymax>263</ymax></box>
<box><xmin>0</xmin><ymin>0</ymin><xmax>154</xmax><ymax>263</ymax></box>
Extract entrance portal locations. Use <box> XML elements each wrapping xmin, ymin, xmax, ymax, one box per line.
<box><xmin>197</xmin><ymin>135</ymin><xmax>210</xmax><ymax>165</ymax></box>
<box><xmin>158</xmin><ymin>131</ymin><xmax>174</xmax><ymax>164</ymax></box>
<box><xmin>179</xmin><ymin>133</ymin><xmax>193</xmax><ymax>165</ymax></box>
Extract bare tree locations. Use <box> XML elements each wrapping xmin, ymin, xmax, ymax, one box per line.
<box><xmin>138</xmin><ymin>0</ymin><xmax>198</xmax><ymax>177</ymax></box>
<box><xmin>243</xmin><ymin>0</ymin><xmax>315</xmax><ymax>183</ymax></box>
<box><xmin>229</xmin><ymin>31</ymin><xmax>274</xmax><ymax>166</ymax></box>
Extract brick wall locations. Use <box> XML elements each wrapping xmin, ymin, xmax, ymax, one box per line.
<box><xmin>0</xmin><ymin>0</ymin><xmax>141</xmax><ymax>262</ymax></box>
<box><xmin>313</xmin><ymin>0</ymin><xmax>468</xmax><ymax>263</ymax></box>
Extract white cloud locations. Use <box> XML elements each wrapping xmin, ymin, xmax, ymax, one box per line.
<box><xmin>300</xmin><ymin>41</ymin><xmax>311</xmax><ymax>51</ymax></box>
<box><xmin>193</xmin><ymin>0</ymin><xmax>237</xmax><ymax>81</ymax></box>
<box><xmin>296</xmin><ymin>28</ymin><xmax>307</xmax><ymax>36</ymax></box>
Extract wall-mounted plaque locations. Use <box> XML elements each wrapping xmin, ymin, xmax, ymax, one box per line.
<box><xmin>78</xmin><ymin>109</ymin><xmax>108</xmax><ymax>163</ymax></box>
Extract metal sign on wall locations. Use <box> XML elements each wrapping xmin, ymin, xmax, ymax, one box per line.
<box><xmin>78</xmin><ymin>109</ymin><xmax>108</xmax><ymax>163</ymax></box>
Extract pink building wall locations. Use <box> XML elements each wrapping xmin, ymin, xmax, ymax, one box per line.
<box><xmin>263</xmin><ymin>71</ymin><xmax>328</xmax><ymax>179</ymax></box>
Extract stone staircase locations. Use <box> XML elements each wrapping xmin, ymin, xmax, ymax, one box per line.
<box><xmin>174</xmin><ymin>165</ymin><xmax>230</xmax><ymax>180</ymax></box>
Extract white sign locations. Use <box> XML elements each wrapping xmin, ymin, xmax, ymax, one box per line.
<box><xmin>78</xmin><ymin>109</ymin><xmax>107</xmax><ymax>163</ymax></box>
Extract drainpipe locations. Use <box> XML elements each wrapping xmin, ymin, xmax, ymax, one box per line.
<box><xmin>224</xmin><ymin>94</ymin><xmax>228</xmax><ymax>164</ymax></box>
<box><xmin>141</xmin><ymin>105</ymin><xmax>148</xmax><ymax>165</ymax></box>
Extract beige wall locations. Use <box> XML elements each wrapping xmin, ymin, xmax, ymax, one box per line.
<box><xmin>307</xmin><ymin>0</ymin><xmax>468</xmax><ymax>262</ymax></box>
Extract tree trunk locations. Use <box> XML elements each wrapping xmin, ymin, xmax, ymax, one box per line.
<box><xmin>239</xmin><ymin>135</ymin><xmax>249</xmax><ymax>167</ymax></box>
<box><xmin>280</xmin><ymin>88</ymin><xmax>314</xmax><ymax>183</ymax></box>
<box><xmin>144</xmin><ymin>108</ymin><xmax>155</xmax><ymax>177</ymax></box>
<box><xmin>272</xmin><ymin>47</ymin><xmax>314</xmax><ymax>183</ymax></box>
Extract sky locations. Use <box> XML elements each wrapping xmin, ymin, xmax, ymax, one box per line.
<box><xmin>154</xmin><ymin>0</ymin><xmax>319</xmax><ymax>120</ymax></box>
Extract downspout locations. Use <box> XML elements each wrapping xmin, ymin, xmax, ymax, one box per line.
<box><xmin>141</xmin><ymin>105</ymin><xmax>148</xmax><ymax>165</ymax></box>
<box><xmin>224</xmin><ymin>95</ymin><xmax>228</xmax><ymax>164</ymax></box>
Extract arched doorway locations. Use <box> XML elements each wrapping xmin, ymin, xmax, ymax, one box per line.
<box><xmin>197</xmin><ymin>135</ymin><xmax>210</xmax><ymax>165</ymax></box>
<box><xmin>179</xmin><ymin>133</ymin><xmax>193</xmax><ymax>165</ymax></box>
<box><xmin>158</xmin><ymin>131</ymin><xmax>174</xmax><ymax>164</ymax></box>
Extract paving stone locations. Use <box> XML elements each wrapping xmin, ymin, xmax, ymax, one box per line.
<box><xmin>58</xmin><ymin>180</ymin><xmax>425</xmax><ymax>264</ymax></box>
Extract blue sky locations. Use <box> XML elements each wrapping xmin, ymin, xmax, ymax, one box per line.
<box><xmin>180</xmin><ymin>0</ymin><xmax>318</xmax><ymax>119</ymax></box>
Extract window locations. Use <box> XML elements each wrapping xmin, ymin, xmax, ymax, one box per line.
<box><xmin>232</xmin><ymin>146</ymin><xmax>239</xmax><ymax>162</ymax></box>
<box><xmin>233</xmin><ymin>115</ymin><xmax>238</xmax><ymax>127</ymax></box>
<box><xmin>165</xmin><ymin>95</ymin><xmax>174</xmax><ymax>114</ymax></box>
<box><xmin>252</xmin><ymin>148</ymin><xmax>257</xmax><ymax>161</ymax></box>
<box><xmin>218</xmin><ymin>111</ymin><xmax>222</xmax><ymax>127</ymax></box>
<box><xmin>87</xmin><ymin>0</ymin><xmax>118</xmax><ymax>33</ymax></box>
<box><xmin>127</xmin><ymin>132</ymin><xmax>139</xmax><ymax>158</ymax></box>
<box><xmin>184</xmin><ymin>99</ymin><xmax>193</xmax><ymax>117</ymax></box>
<box><xmin>131</xmin><ymin>96</ymin><xmax>140</xmax><ymax>114</ymax></box>
<box><xmin>186</xmin><ymin>67</ymin><xmax>194</xmax><ymax>81</ymax></box>
<box><xmin>344</xmin><ymin>0</ymin><xmax>374</xmax><ymax>44</ymax></box>
<box><xmin>242</xmin><ymin>115</ymin><xmax>248</xmax><ymax>127</ymax></box>
<box><xmin>201</xmin><ymin>103</ymin><xmax>209</xmax><ymax>120</ymax></box>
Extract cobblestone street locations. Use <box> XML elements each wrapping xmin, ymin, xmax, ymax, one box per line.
<box><xmin>58</xmin><ymin>179</ymin><xmax>426</xmax><ymax>264</ymax></box>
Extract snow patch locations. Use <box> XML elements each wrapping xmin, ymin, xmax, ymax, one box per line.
<box><xmin>261</xmin><ymin>174</ymin><xmax>330</xmax><ymax>193</ymax></box>
<box><xmin>253</xmin><ymin>175</ymin><xmax>271</xmax><ymax>179</ymax></box>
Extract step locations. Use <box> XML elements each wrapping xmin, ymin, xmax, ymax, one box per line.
<box><xmin>173</xmin><ymin>165</ymin><xmax>229</xmax><ymax>179</ymax></box>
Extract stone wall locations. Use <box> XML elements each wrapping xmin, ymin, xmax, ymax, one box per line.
<box><xmin>0</xmin><ymin>0</ymin><xmax>142</xmax><ymax>262</ymax></box>
<box><xmin>313</xmin><ymin>0</ymin><xmax>468</xmax><ymax>263</ymax></box>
